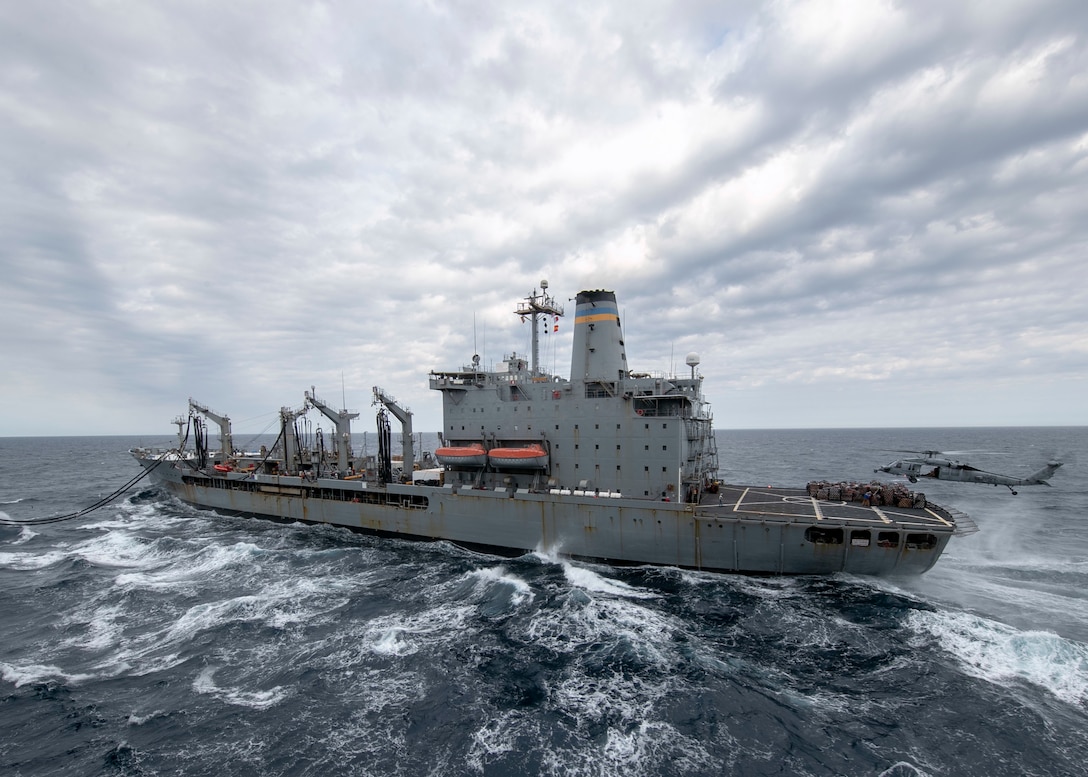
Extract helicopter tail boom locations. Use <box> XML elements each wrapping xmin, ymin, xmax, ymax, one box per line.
<box><xmin>1025</xmin><ymin>461</ymin><xmax>1062</xmax><ymax>485</ymax></box>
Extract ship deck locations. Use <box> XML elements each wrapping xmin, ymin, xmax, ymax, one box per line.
<box><xmin>701</xmin><ymin>484</ymin><xmax>959</xmax><ymax>532</ymax></box>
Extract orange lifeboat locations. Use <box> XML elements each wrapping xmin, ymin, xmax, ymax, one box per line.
<box><xmin>435</xmin><ymin>444</ymin><xmax>488</xmax><ymax>468</ymax></box>
<box><xmin>488</xmin><ymin>445</ymin><xmax>549</xmax><ymax>470</ymax></box>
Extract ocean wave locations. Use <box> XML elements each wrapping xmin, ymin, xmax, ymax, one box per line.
<box><xmin>192</xmin><ymin>665</ymin><xmax>290</xmax><ymax>710</ymax></box>
<box><xmin>113</xmin><ymin>540</ymin><xmax>268</xmax><ymax>590</ymax></box>
<box><xmin>0</xmin><ymin>549</ymin><xmax>67</xmax><ymax>570</ymax></box>
<box><xmin>11</xmin><ymin>525</ymin><xmax>38</xmax><ymax>544</ymax></box>
<box><xmin>907</xmin><ymin>609</ymin><xmax>1088</xmax><ymax>707</ymax></box>
<box><xmin>360</xmin><ymin>604</ymin><xmax>476</xmax><ymax>657</ymax></box>
<box><xmin>0</xmin><ymin>661</ymin><xmax>97</xmax><ymax>688</ymax></box>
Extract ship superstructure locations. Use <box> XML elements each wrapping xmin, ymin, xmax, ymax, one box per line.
<box><xmin>431</xmin><ymin>287</ymin><xmax>718</xmax><ymax>504</ymax></box>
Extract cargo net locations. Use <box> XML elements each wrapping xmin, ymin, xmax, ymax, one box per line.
<box><xmin>806</xmin><ymin>480</ymin><xmax>927</xmax><ymax>510</ymax></box>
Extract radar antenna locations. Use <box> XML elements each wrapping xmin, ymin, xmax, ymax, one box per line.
<box><xmin>514</xmin><ymin>279</ymin><xmax>564</xmax><ymax>375</ymax></box>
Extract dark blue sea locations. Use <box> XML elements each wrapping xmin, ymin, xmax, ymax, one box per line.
<box><xmin>2</xmin><ymin>428</ymin><xmax>1087</xmax><ymax>776</ymax></box>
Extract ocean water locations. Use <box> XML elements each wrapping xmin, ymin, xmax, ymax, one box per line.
<box><xmin>1</xmin><ymin>428</ymin><xmax>1086</xmax><ymax>777</ymax></box>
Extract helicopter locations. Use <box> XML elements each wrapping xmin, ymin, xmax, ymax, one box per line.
<box><xmin>875</xmin><ymin>450</ymin><xmax>1063</xmax><ymax>494</ymax></box>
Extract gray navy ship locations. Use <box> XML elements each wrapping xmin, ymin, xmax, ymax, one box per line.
<box><xmin>132</xmin><ymin>283</ymin><xmax>974</xmax><ymax>575</ymax></box>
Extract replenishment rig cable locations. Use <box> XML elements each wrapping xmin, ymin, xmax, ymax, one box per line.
<box><xmin>0</xmin><ymin>456</ymin><xmax>167</xmax><ymax>527</ymax></box>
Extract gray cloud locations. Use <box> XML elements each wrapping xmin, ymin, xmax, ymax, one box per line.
<box><xmin>2</xmin><ymin>0</ymin><xmax>1086</xmax><ymax>436</ymax></box>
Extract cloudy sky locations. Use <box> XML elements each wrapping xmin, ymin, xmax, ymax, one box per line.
<box><xmin>3</xmin><ymin>1</ymin><xmax>1087</xmax><ymax>437</ymax></box>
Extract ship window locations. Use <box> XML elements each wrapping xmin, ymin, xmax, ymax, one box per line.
<box><xmin>575</xmin><ymin>424</ymin><xmax>579</xmax><ymax>429</ymax></box>
<box><xmin>575</xmin><ymin>444</ymin><xmax>579</xmax><ymax>449</ymax></box>
<box><xmin>877</xmin><ymin>532</ymin><xmax>899</xmax><ymax>548</ymax></box>
<box><xmin>644</xmin><ymin>466</ymin><xmax>649</xmax><ymax>472</ymax></box>
<box><xmin>662</xmin><ymin>467</ymin><xmax>667</xmax><ymax>473</ymax></box>
<box><xmin>850</xmin><ymin>530</ymin><xmax>871</xmax><ymax>547</ymax></box>
<box><xmin>616</xmin><ymin>444</ymin><xmax>621</xmax><ymax>450</ymax></box>
<box><xmin>645</xmin><ymin>423</ymin><xmax>649</xmax><ymax>429</ymax></box>
<box><xmin>595</xmin><ymin>424</ymin><xmax>599</xmax><ymax>429</ymax></box>
<box><xmin>805</xmin><ymin>527</ymin><xmax>844</xmax><ymax>545</ymax></box>
<box><xmin>616</xmin><ymin>465</ymin><xmax>621</xmax><ymax>471</ymax></box>
<box><xmin>905</xmin><ymin>533</ymin><xmax>937</xmax><ymax>550</ymax></box>
<box><xmin>556</xmin><ymin>425</ymin><xmax>559</xmax><ymax>430</ymax></box>
<box><xmin>663</xmin><ymin>445</ymin><xmax>667</xmax><ymax>450</ymax></box>
<box><xmin>595</xmin><ymin>444</ymin><xmax>599</xmax><ymax>450</ymax></box>
<box><xmin>644</xmin><ymin>445</ymin><xmax>649</xmax><ymax>451</ymax></box>
<box><xmin>616</xmin><ymin>424</ymin><xmax>621</xmax><ymax>429</ymax></box>
<box><xmin>662</xmin><ymin>423</ymin><xmax>667</xmax><ymax>429</ymax></box>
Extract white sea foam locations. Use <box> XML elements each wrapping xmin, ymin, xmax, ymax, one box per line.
<box><xmin>192</xmin><ymin>665</ymin><xmax>290</xmax><ymax>710</ymax></box>
<box><xmin>560</xmin><ymin>561</ymin><xmax>657</xmax><ymax>599</ymax></box>
<box><xmin>0</xmin><ymin>549</ymin><xmax>67</xmax><ymax>570</ymax></box>
<box><xmin>62</xmin><ymin>602</ymin><xmax>126</xmax><ymax>651</ymax></box>
<box><xmin>467</xmin><ymin>566</ymin><xmax>534</xmax><ymax>607</ymax></box>
<box><xmin>73</xmin><ymin>530</ymin><xmax>169</xmax><ymax>570</ymax></box>
<box><xmin>0</xmin><ymin>661</ymin><xmax>97</xmax><ymax>688</ymax></box>
<box><xmin>878</xmin><ymin>762</ymin><xmax>932</xmax><ymax>777</ymax></box>
<box><xmin>908</xmin><ymin>609</ymin><xmax>1088</xmax><ymax>706</ymax></box>
<box><xmin>360</xmin><ymin>604</ymin><xmax>476</xmax><ymax>657</ymax></box>
<box><xmin>467</xmin><ymin>709</ymin><xmax>522</xmax><ymax>768</ymax></box>
<box><xmin>370</xmin><ymin>627</ymin><xmax>413</xmax><ymax>656</ymax></box>
<box><xmin>11</xmin><ymin>526</ymin><xmax>38</xmax><ymax>544</ymax></box>
<box><xmin>163</xmin><ymin>579</ymin><xmax>344</xmax><ymax>643</ymax></box>
<box><xmin>114</xmin><ymin>541</ymin><xmax>264</xmax><ymax>589</ymax></box>
<box><xmin>126</xmin><ymin>710</ymin><xmax>168</xmax><ymax>726</ymax></box>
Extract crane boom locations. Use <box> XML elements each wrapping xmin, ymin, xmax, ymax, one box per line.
<box><xmin>188</xmin><ymin>398</ymin><xmax>233</xmax><ymax>460</ymax></box>
<box><xmin>305</xmin><ymin>386</ymin><xmax>359</xmax><ymax>475</ymax></box>
<box><xmin>372</xmin><ymin>386</ymin><xmax>413</xmax><ymax>480</ymax></box>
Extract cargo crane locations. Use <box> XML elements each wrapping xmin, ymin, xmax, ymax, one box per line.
<box><xmin>373</xmin><ymin>386</ymin><xmax>413</xmax><ymax>481</ymax></box>
<box><xmin>188</xmin><ymin>398</ymin><xmax>233</xmax><ymax>463</ymax></box>
<box><xmin>305</xmin><ymin>386</ymin><xmax>359</xmax><ymax>476</ymax></box>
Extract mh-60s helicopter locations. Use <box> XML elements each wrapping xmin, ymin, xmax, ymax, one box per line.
<box><xmin>875</xmin><ymin>450</ymin><xmax>1063</xmax><ymax>494</ymax></box>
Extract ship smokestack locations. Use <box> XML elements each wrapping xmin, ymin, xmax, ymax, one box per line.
<box><xmin>571</xmin><ymin>289</ymin><xmax>628</xmax><ymax>382</ymax></box>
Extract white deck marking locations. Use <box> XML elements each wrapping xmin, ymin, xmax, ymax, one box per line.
<box><xmin>925</xmin><ymin>507</ymin><xmax>953</xmax><ymax>527</ymax></box>
<box><xmin>732</xmin><ymin>487</ymin><xmax>752</xmax><ymax>512</ymax></box>
<box><xmin>810</xmin><ymin>497</ymin><xmax>824</xmax><ymax>521</ymax></box>
<box><xmin>870</xmin><ymin>507</ymin><xmax>893</xmax><ymax>524</ymax></box>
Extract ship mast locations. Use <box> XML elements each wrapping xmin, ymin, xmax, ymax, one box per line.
<box><xmin>515</xmin><ymin>280</ymin><xmax>564</xmax><ymax>376</ymax></box>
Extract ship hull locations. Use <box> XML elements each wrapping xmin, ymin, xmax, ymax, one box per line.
<box><xmin>137</xmin><ymin>456</ymin><xmax>953</xmax><ymax>575</ymax></box>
